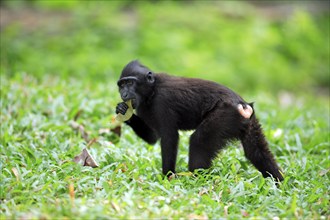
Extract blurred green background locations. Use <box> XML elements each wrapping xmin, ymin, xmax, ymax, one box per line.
<box><xmin>1</xmin><ymin>0</ymin><xmax>329</xmax><ymax>94</ymax></box>
<box><xmin>1</xmin><ymin>1</ymin><xmax>329</xmax><ymax>219</ymax></box>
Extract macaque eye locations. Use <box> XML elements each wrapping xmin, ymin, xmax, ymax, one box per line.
<box><xmin>118</xmin><ymin>81</ymin><xmax>125</xmax><ymax>88</ymax></box>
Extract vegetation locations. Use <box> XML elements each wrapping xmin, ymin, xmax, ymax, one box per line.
<box><xmin>1</xmin><ymin>1</ymin><xmax>329</xmax><ymax>219</ymax></box>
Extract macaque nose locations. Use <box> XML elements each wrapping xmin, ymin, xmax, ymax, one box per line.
<box><xmin>122</xmin><ymin>92</ymin><xmax>128</xmax><ymax>99</ymax></box>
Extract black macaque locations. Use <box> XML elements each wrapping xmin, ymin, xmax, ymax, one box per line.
<box><xmin>116</xmin><ymin>60</ymin><xmax>283</xmax><ymax>181</ymax></box>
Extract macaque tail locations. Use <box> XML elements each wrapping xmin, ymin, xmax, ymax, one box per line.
<box><xmin>241</xmin><ymin>115</ymin><xmax>284</xmax><ymax>181</ymax></box>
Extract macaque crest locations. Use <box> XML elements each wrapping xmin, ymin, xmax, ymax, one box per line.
<box><xmin>237</xmin><ymin>104</ymin><xmax>253</xmax><ymax>119</ymax></box>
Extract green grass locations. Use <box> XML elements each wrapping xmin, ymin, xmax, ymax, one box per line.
<box><xmin>1</xmin><ymin>74</ymin><xmax>329</xmax><ymax>219</ymax></box>
<box><xmin>1</xmin><ymin>1</ymin><xmax>329</xmax><ymax>219</ymax></box>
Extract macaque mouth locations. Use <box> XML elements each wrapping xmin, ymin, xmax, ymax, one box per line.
<box><xmin>123</xmin><ymin>98</ymin><xmax>136</xmax><ymax>109</ymax></box>
<box><xmin>130</xmin><ymin>99</ymin><xmax>137</xmax><ymax>109</ymax></box>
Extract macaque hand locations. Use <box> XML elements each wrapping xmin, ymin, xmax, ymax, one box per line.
<box><xmin>116</xmin><ymin>102</ymin><xmax>129</xmax><ymax>115</ymax></box>
<box><xmin>115</xmin><ymin>100</ymin><xmax>133</xmax><ymax>122</ymax></box>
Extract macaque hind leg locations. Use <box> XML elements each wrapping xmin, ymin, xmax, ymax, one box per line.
<box><xmin>188</xmin><ymin>130</ymin><xmax>225</xmax><ymax>171</ymax></box>
<box><xmin>188</xmin><ymin>106</ymin><xmax>241</xmax><ymax>172</ymax></box>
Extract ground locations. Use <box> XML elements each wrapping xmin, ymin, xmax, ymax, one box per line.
<box><xmin>0</xmin><ymin>1</ymin><xmax>329</xmax><ymax>219</ymax></box>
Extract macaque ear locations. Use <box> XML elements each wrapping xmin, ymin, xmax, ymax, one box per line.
<box><xmin>146</xmin><ymin>71</ymin><xmax>155</xmax><ymax>83</ymax></box>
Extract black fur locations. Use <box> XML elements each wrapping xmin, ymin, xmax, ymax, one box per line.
<box><xmin>116</xmin><ymin>60</ymin><xmax>283</xmax><ymax>181</ymax></box>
